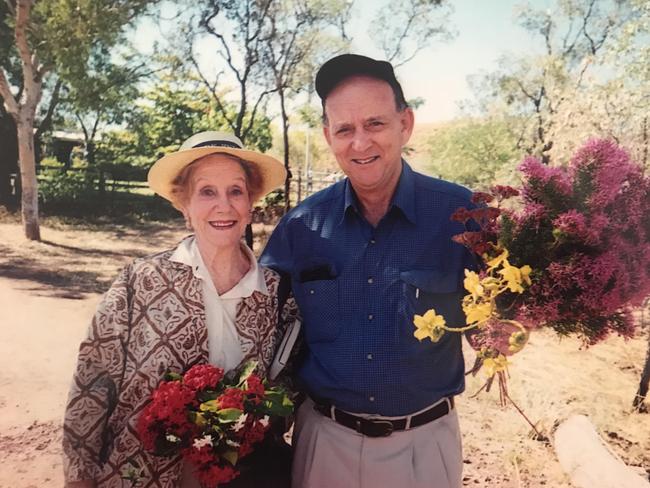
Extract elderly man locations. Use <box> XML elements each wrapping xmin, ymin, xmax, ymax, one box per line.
<box><xmin>260</xmin><ymin>54</ymin><xmax>476</xmax><ymax>488</ymax></box>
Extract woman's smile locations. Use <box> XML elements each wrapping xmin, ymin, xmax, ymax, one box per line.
<box><xmin>208</xmin><ymin>219</ymin><xmax>238</xmax><ymax>229</ymax></box>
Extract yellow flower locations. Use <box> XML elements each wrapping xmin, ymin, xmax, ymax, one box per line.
<box><xmin>486</xmin><ymin>248</ymin><xmax>509</xmax><ymax>269</ymax></box>
<box><xmin>463</xmin><ymin>270</ymin><xmax>483</xmax><ymax>299</ymax></box>
<box><xmin>508</xmin><ymin>330</ymin><xmax>529</xmax><ymax>353</ymax></box>
<box><xmin>413</xmin><ymin>309</ymin><xmax>446</xmax><ymax>342</ymax></box>
<box><xmin>498</xmin><ymin>263</ymin><xmax>532</xmax><ymax>293</ymax></box>
<box><xmin>463</xmin><ymin>299</ymin><xmax>493</xmax><ymax>325</ymax></box>
<box><xmin>481</xmin><ymin>276</ymin><xmax>502</xmax><ymax>294</ymax></box>
<box><xmin>483</xmin><ymin>354</ymin><xmax>509</xmax><ymax>377</ymax></box>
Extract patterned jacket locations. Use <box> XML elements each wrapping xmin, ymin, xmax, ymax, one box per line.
<box><xmin>63</xmin><ymin>248</ymin><xmax>297</xmax><ymax>487</ymax></box>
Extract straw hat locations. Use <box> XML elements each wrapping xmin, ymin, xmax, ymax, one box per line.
<box><xmin>147</xmin><ymin>131</ymin><xmax>286</xmax><ymax>206</ymax></box>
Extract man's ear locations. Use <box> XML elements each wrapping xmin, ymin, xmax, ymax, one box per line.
<box><xmin>399</xmin><ymin>107</ymin><xmax>415</xmax><ymax>145</ymax></box>
<box><xmin>323</xmin><ymin>123</ymin><xmax>332</xmax><ymax>147</ymax></box>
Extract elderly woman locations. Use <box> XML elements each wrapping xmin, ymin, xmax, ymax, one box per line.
<box><xmin>62</xmin><ymin>131</ymin><xmax>297</xmax><ymax>487</ymax></box>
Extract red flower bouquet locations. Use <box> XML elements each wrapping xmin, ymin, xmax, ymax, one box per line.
<box><xmin>136</xmin><ymin>361</ymin><xmax>293</xmax><ymax>487</ymax></box>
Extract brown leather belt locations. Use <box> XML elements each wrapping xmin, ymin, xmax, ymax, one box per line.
<box><xmin>312</xmin><ymin>397</ymin><xmax>454</xmax><ymax>438</ymax></box>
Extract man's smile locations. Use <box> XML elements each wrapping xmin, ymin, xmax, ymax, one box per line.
<box><xmin>351</xmin><ymin>156</ymin><xmax>379</xmax><ymax>165</ymax></box>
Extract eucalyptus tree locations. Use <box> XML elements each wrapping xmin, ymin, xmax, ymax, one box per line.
<box><xmin>185</xmin><ymin>0</ymin><xmax>350</xmax><ymax>213</ymax></box>
<box><xmin>186</xmin><ymin>0</ymin><xmax>275</xmax><ymax>147</ymax></box>
<box><xmin>260</xmin><ymin>0</ymin><xmax>351</xmax><ymax>211</ymax></box>
<box><xmin>61</xmin><ymin>51</ymin><xmax>153</xmax><ymax>168</ymax></box>
<box><xmin>425</xmin><ymin>119</ymin><xmax>521</xmax><ymax>189</ymax></box>
<box><xmin>468</xmin><ymin>0</ymin><xmax>635</xmax><ymax>165</ymax></box>
<box><xmin>368</xmin><ymin>0</ymin><xmax>455</xmax><ymax>68</ymax></box>
<box><xmin>0</xmin><ymin>0</ymin><xmax>157</xmax><ymax>240</ymax></box>
<box><xmin>94</xmin><ymin>78</ymin><xmax>273</xmax><ymax>177</ymax></box>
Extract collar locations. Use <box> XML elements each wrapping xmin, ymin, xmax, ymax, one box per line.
<box><xmin>169</xmin><ymin>236</ymin><xmax>268</xmax><ymax>298</ymax></box>
<box><xmin>340</xmin><ymin>160</ymin><xmax>417</xmax><ymax>225</ymax></box>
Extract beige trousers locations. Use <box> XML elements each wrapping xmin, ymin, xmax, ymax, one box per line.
<box><xmin>292</xmin><ymin>398</ymin><xmax>463</xmax><ymax>488</ymax></box>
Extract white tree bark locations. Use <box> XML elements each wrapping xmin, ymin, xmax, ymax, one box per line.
<box><xmin>0</xmin><ymin>0</ymin><xmax>45</xmax><ymax>240</ymax></box>
<box><xmin>554</xmin><ymin>415</ymin><xmax>650</xmax><ymax>488</ymax></box>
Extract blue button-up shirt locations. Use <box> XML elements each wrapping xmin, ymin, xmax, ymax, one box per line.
<box><xmin>260</xmin><ymin>162</ymin><xmax>476</xmax><ymax>416</ymax></box>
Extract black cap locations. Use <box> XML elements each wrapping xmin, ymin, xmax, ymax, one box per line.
<box><xmin>315</xmin><ymin>54</ymin><xmax>406</xmax><ymax>105</ymax></box>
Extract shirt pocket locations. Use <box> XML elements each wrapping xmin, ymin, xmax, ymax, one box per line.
<box><xmin>293</xmin><ymin>278</ymin><xmax>341</xmax><ymax>344</ymax></box>
<box><xmin>399</xmin><ymin>269</ymin><xmax>465</xmax><ymax>343</ymax></box>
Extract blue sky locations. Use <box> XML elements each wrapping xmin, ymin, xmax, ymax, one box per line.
<box><xmin>348</xmin><ymin>0</ymin><xmax>545</xmax><ymax>123</ymax></box>
<box><xmin>135</xmin><ymin>0</ymin><xmax>548</xmax><ymax>124</ymax></box>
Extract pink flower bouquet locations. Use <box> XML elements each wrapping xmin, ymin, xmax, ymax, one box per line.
<box><xmin>414</xmin><ymin>139</ymin><xmax>650</xmax><ymax>403</ymax></box>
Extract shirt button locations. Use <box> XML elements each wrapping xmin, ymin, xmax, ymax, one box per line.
<box><xmin>309</xmin><ymin>289</ymin><xmax>315</xmax><ymax>295</ymax></box>
<box><xmin>367</xmin><ymin>277</ymin><xmax>374</xmax><ymax>284</ymax></box>
<box><xmin>368</xmin><ymin>314</ymin><xmax>374</xmax><ymax>320</ymax></box>
<box><xmin>369</xmin><ymin>396</ymin><xmax>375</xmax><ymax>402</ymax></box>
<box><xmin>367</xmin><ymin>353</ymin><xmax>373</xmax><ymax>360</ymax></box>
<box><xmin>370</xmin><ymin>238</ymin><xmax>376</xmax><ymax>244</ymax></box>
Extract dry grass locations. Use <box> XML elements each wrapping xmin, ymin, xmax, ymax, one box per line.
<box><xmin>460</xmin><ymin>330</ymin><xmax>650</xmax><ymax>486</ymax></box>
<box><xmin>0</xmin><ymin>214</ymin><xmax>648</xmax><ymax>487</ymax></box>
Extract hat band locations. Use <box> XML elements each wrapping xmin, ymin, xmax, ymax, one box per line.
<box><xmin>192</xmin><ymin>140</ymin><xmax>242</xmax><ymax>149</ymax></box>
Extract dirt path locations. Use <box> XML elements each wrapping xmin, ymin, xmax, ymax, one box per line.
<box><xmin>0</xmin><ymin>275</ymin><xmax>99</xmax><ymax>487</ymax></box>
<box><xmin>1</xmin><ymin>219</ymin><xmax>649</xmax><ymax>487</ymax></box>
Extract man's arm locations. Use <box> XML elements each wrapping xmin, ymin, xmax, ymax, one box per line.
<box><xmin>260</xmin><ymin>214</ymin><xmax>294</xmax><ymax>275</ymax></box>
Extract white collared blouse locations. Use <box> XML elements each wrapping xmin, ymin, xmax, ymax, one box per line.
<box><xmin>170</xmin><ymin>236</ymin><xmax>268</xmax><ymax>372</ymax></box>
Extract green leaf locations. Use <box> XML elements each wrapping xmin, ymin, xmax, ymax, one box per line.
<box><xmin>236</xmin><ymin>361</ymin><xmax>258</xmax><ymax>386</ymax></box>
<box><xmin>164</xmin><ymin>371</ymin><xmax>182</xmax><ymax>381</ymax></box>
<box><xmin>260</xmin><ymin>390</ymin><xmax>294</xmax><ymax>417</ymax></box>
<box><xmin>222</xmin><ymin>450</ymin><xmax>239</xmax><ymax>466</ymax></box>
<box><xmin>216</xmin><ymin>408</ymin><xmax>244</xmax><ymax>422</ymax></box>
<box><xmin>199</xmin><ymin>400</ymin><xmax>220</xmax><ymax>413</ymax></box>
<box><xmin>188</xmin><ymin>411</ymin><xmax>207</xmax><ymax>427</ymax></box>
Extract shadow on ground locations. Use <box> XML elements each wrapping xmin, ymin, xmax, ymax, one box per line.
<box><xmin>0</xmin><ymin>251</ymin><xmax>109</xmax><ymax>298</ymax></box>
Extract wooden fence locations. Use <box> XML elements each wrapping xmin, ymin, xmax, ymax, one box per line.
<box><xmin>9</xmin><ymin>165</ymin><xmax>345</xmax><ymax>211</ymax></box>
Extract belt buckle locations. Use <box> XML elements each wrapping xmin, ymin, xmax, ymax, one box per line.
<box><xmin>363</xmin><ymin>419</ymin><xmax>394</xmax><ymax>437</ymax></box>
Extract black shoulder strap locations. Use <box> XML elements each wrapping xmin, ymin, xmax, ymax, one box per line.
<box><xmin>277</xmin><ymin>272</ymin><xmax>292</xmax><ymax>324</ymax></box>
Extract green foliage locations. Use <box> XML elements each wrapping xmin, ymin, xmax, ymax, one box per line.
<box><xmin>297</xmin><ymin>104</ymin><xmax>322</xmax><ymax>129</ymax></box>
<box><xmin>95</xmin><ymin>81</ymin><xmax>273</xmax><ymax>169</ymax></box>
<box><xmin>30</xmin><ymin>0</ymin><xmax>157</xmax><ymax>83</ymax></box>
<box><xmin>0</xmin><ymin>3</ymin><xmax>19</xmax><ymax>84</ymax></box>
<box><xmin>63</xmin><ymin>49</ymin><xmax>143</xmax><ymax>125</ymax></box>
<box><xmin>94</xmin><ymin>130</ymin><xmax>146</xmax><ymax>172</ymax></box>
<box><xmin>279</xmin><ymin>126</ymin><xmax>337</xmax><ymax>173</ymax></box>
<box><xmin>261</xmin><ymin>389</ymin><xmax>294</xmax><ymax>417</ymax></box>
<box><xmin>37</xmin><ymin>163</ymin><xmax>179</xmax><ymax>222</ymax></box>
<box><xmin>425</xmin><ymin>119</ymin><xmax>522</xmax><ymax>189</ymax></box>
<box><xmin>38</xmin><ymin>168</ymin><xmax>96</xmax><ymax>205</ymax></box>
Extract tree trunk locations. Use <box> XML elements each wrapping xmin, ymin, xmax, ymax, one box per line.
<box><xmin>16</xmin><ymin>114</ymin><xmax>40</xmax><ymax>240</ymax></box>
<box><xmin>554</xmin><ymin>415</ymin><xmax>650</xmax><ymax>488</ymax></box>
<box><xmin>0</xmin><ymin>0</ymin><xmax>45</xmax><ymax>240</ymax></box>
<box><xmin>279</xmin><ymin>89</ymin><xmax>291</xmax><ymax>214</ymax></box>
<box><xmin>633</xmin><ymin>326</ymin><xmax>650</xmax><ymax>413</ymax></box>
